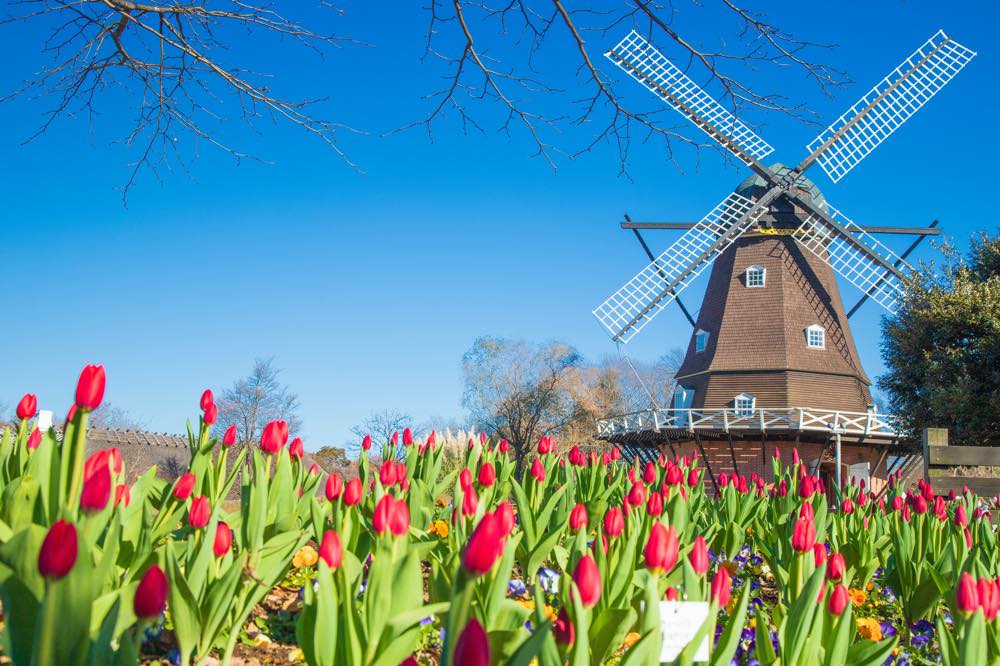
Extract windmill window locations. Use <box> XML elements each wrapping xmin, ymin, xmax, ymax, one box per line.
<box><xmin>806</xmin><ymin>325</ymin><xmax>826</xmax><ymax>349</ymax></box>
<box><xmin>734</xmin><ymin>393</ymin><xmax>755</xmax><ymax>417</ymax></box>
<box><xmin>745</xmin><ymin>265</ymin><xmax>766</xmax><ymax>288</ymax></box>
<box><xmin>694</xmin><ymin>329</ymin><xmax>709</xmax><ymax>353</ymax></box>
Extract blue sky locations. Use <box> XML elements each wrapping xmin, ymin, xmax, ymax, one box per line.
<box><xmin>1</xmin><ymin>2</ymin><xmax>996</xmax><ymax>449</ymax></box>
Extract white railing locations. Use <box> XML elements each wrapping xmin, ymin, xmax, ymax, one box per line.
<box><xmin>596</xmin><ymin>407</ymin><xmax>898</xmax><ymax>439</ymax></box>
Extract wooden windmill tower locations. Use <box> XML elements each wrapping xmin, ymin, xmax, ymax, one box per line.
<box><xmin>592</xmin><ymin>30</ymin><xmax>975</xmax><ymax>489</ymax></box>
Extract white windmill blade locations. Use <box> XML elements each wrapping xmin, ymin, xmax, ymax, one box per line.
<box><xmin>606</xmin><ymin>30</ymin><xmax>774</xmax><ymax>167</ymax></box>
<box><xmin>795</xmin><ymin>205</ymin><xmax>908</xmax><ymax>313</ymax></box>
<box><xmin>806</xmin><ymin>30</ymin><xmax>976</xmax><ymax>183</ymax></box>
<box><xmin>594</xmin><ymin>191</ymin><xmax>762</xmax><ymax>343</ymax></box>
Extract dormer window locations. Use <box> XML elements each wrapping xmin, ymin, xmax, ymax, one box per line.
<box><xmin>806</xmin><ymin>324</ymin><xmax>826</xmax><ymax>349</ymax></box>
<box><xmin>694</xmin><ymin>329</ymin><xmax>709</xmax><ymax>353</ymax></box>
<box><xmin>734</xmin><ymin>393</ymin><xmax>755</xmax><ymax>417</ymax></box>
<box><xmin>745</xmin><ymin>265</ymin><xmax>766</xmax><ymax>288</ymax></box>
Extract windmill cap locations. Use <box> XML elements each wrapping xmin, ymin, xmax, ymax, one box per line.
<box><xmin>736</xmin><ymin>163</ymin><xmax>827</xmax><ymax>210</ymax></box>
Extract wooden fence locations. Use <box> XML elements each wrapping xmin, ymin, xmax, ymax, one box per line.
<box><xmin>922</xmin><ymin>428</ymin><xmax>1000</xmax><ymax>497</ymax></box>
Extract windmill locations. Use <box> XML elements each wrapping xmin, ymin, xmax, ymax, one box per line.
<box><xmin>592</xmin><ymin>30</ymin><xmax>975</xmax><ymax>489</ymax></box>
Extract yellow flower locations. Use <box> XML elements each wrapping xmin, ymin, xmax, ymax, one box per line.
<box><xmin>436</xmin><ymin>497</ymin><xmax>448</xmax><ymax>507</ymax></box>
<box><xmin>749</xmin><ymin>618</ymin><xmax>757</xmax><ymax>629</ymax></box>
<box><xmin>253</xmin><ymin>633</ymin><xmax>273</xmax><ymax>647</ymax></box>
<box><xmin>856</xmin><ymin>617</ymin><xmax>882</xmax><ymax>641</ymax></box>
<box><xmin>543</xmin><ymin>605</ymin><xmax>557</xmax><ymax>621</ymax></box>
<box><xmin>292</xmin><ymin>545</ymin><xmax>318</xmax><ymax>569</ymax></box>
<box><xmin>429</xmin><ymin>519</ymin><xmax>449</xmax><ymax>539</ymax></box>
<box><xmin>866</xmin><ymin>581</ymin><xmax>874</xmax><ymax>591</ymax></box>
<box><xmin>849</xmin><ymin>588</ymin><xmax>867</xmax><ymax>607</ymax></box>
<box><xmin>288</xmin><ymin>647</ymin><xmax>305</xmax><ymax>663</ymax></box>
<box><xmin>622</xmin><ymin>632</ymin><xmax>641</xmax><ymax>649</ymax></box>
<box><xmin>515</xmin><ymin>599</ymin><xmax>536</xmax><ymax>612</ymax></box>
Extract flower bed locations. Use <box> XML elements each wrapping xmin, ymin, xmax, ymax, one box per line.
<box><xmin>1</xmin><ymin>366</ymin><xmax>998</xmax><ymax>665</ymax></box>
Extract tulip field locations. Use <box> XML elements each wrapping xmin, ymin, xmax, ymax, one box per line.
<box><xmin>2</xmin><ymin>367</ymin><xmax>1000</xmax><ymax>665</ymax></box>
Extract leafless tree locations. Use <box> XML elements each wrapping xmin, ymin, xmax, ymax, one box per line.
<box><xmin>348</xmin><ymin>408</ymin><xmax>413</xmax><ymax>458</ymax></box>
<box><xmin>4</xmin><ymin>1</ymin><xmax>845</xmax><ymax>198</ymax></box>
<box><xmin>89</xmin><ymin>401</ymin><xmax>148</xmax><ymax>430</ymax></box>
<box><xmin>214</xmin><ymin>357</ymin><xmax>301</xmax><ymax>457</ymax></box>
<box><xmin>462</xmin><ymin>336</ymin><xmax>583</xmax><ymax>475</ymax></box>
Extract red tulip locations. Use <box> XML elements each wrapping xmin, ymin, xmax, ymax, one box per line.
<box><xmin>643</xmin><ymin>462</ymin><xmax>657</xmax><ymax>485</ymax></box>
<box><xmin>570</xmin><ymin>503</ymin><xmax>588</xmax><ymax>531</ymax></box>
<box><xmin>573</xmin><ymin>555</ymin><xmax>602</xmax><ymax>608</ymax></box>
<box><xmin>627</xmin><ymin>481</ymin><xmax>647</xmax><ymax>507</ymax></box>
<box><xmin>798</xmin><ymin>475</ymin><xmax>815</xmax><ymax>498</ymax></box>
<box><xmin>646</xmin><ymin>491</ymin><xmax>664</xmax><ymax>517</ymax></box>
<box><xmin>665</xmin><ymin>465</ymin><xmax>683</xmax><ymax>486</ymax></box>
<box><xmin>27</xmin><ymin>427</ymin><xmax>41</xmax><ymax>450</ymax></box>
<box><xmin>791</xmin><ymin>517</ymin><xmax>817</xmax><ymax>553</ymax></box>
<box><xmin>454</xmin><ymin>618</ymin><xmax>490</xmax><ymax>666</ymax></box>
<box><xmin>530</xmin><ymin>458</ymin><xmax>545</xmax><ymax>482</ymax></box>
<box><xmin>326</xmin><ymin>473</ymin><xmax>344</xmax><ymax>501</ymax></box>
<box><xmin>200</xmin><ymin>389</ymin><xmax>214</xmax><ymax>411</ymax></box>
<box><xmin>828</xmin><ymin>584</ymin><xmax>849</xmax><ymax>615</ymax></box>
<box><xmin>477</xmin><ymin>462</ymin><xmax>496</xmax><ymax>487</ymax></box>
<box><xmin>361</xmin><ymin>434</ymin><xmax>372</xmax><ymax>451</ymax></box>
<box><xmin>495</xmin><ymin>501</ymin><xmax>515</xmax><ymax>536</ymax></box>
<box><xmin>954</xmin><ymin>504</ymin><xmax>968</xmax><ymax>527</ymax></box>
<box><xmin>75</xmin><ymin>364</ymin><xmax>106</xmax><ymax>411</ymax></box>
<box><xmin>213</xmin><ymin>521</ymin><xmax>232</xmax><ymax>557</ymax></box>
<box><xmin>38</xmin><ymin>520</ymin><xmax>77</xmax><ymax>579</ymax></box>
<box><xmin>459</xmin><ymin>467</ymin><xmax>473</xmax><ymax>489</ymax></box>
<box><xmin>319</xmin><ymin>530</ymin><xmax>343</xmax><ymax>569</ymax></box>
<box><xmin>223</xmin><ymin>425</ymin><xmax>238</xmax><ymax>447</ymax></box>
<box><xmin>665</xmin><ymin>586</ymin><xmax>679</xmax><ymax>601</ymax></box>
<box><xmin>16</xmin><ymin>393</ymin><xmax>37</xmax><ymax>420</ymax></box>
<box><xmin>373</xmin><ymin>494</ymin><xmax>393</xmax><ymax>533</ymax></box>
<box><xmin>644</xmin><ymin>523</ymin><xmax>678</xmax><ymax>574</ymax></box>
<box><xmin>114</xmin><ymin>483</ymin><xmax>131</xmax><ymax>508</ymax></box>
<box><xmin>343</xmin><ymin>478</ymin><xmax>362</xmax><ymax>505</ymax></box>
<box><xmin>174</xmin><ymin>472</ymin><xmax>196</xmax><ymax>500</ymax></box>
<box><xmin>462</xmin><ymin>512</ymin><xmax>505</xmax><ymax>575</ymax></box>
<box><xmin>80</xmin><ymin>463</ymin><xmax>112</xmax><ymax>512</ymax></box>
<box><xmin>827</xmin><ymin>552</ymin><xmax>846</xmax><ymax>581</ymax></box>
<box><xmin>603</xmin><ymin>507</ymin><xmax>624</xmax><ymax>538</ymax></box>
<box><xmin>403</xmin><ymin>427</ymin><xmax>414</xmax><ymax>446</ymax></box>
<box><xmin>957</xmin><ymin>572</ymin><xmax>979</xmax><ymax>614</ymax></box>
<box><xmin>388</xmin><ymin>498</ymin><xmax>410</xmax><ymax>536</ymax></box>
<box><xmin>462</xmin><ymin>485</ymin><xmax>479</xmax><ymax>517</ymax></box>
<box><xmin>689</xmin><ymin>536</ymin><xmax>709</xmax><ymax>575</ymax></box>
<box><xmin>289</xmin><ymin>437</ymin><xmax>304</xmax><ymax>459</ymax></box>
<box><xmin>189</xmin><ymin>495</ymin><xmax>211</xmax><ymax>529</ymax></box>
<box><xmin>391</xmin><ymin>431</ymin><xmax>399</xmax><ymax>446</ymax></box>
<box><xmin>498</xmin><ymin>439</ymin><xmax>510</xmax><ymax>453</ymax></box>
<box><xmin>710</xmin><ymin>568</ymin><xmax>732</xmax><ymax>607</ymax></box>
<box><xmin>841</xmin><ymin>498</ymin><xmax>854</xmax><ymax>514</ymax></box>
<box><xmin>203</xmin><ymin>403</ymin><xmax>218</xmax><ymax>426</ymax></box>
<box><xmin>979</xmin><ymin>578</ymin><xmax>1000</xmax><ymax>620</ymax></box>
<box><xmin>813</xmin><ymin>544</ymin><xmax>827</xmax><ymax>569</ymax></box>
<box><xmin>553</xmin><ymin>607</ymin><xmax>575</xmax><ymax>646</ymax></box>
<box><xmin>134</xmin><ymin>565</ymin><xmax>169</xmax><ymax>618</ymax></box>
<box><xmin>260</xmin><ymin>420</ymin><xmax>287</xmax><ymax>453</ymax></box>
<box><xmin>687</xmin><ymin>468</ymin><xmax>700</xmax><ymax>487</ymax></box>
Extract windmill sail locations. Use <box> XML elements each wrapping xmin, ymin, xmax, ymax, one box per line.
<box><xmin>594</xmin><ymin>192</ymin><xmax>761</xmax><ymax>343</ymax></box>
<box><xmin>805</xmin><ymin>30</ymin><xmax>976</xmax><ymax>183</ymax></box>
<box><xmin>606</xmin><ymin>31</ymin><xmax>773</xmax><ymax>167</ymax></box>
<box><xmin>795</xmin><ymin>205</ymin><xmax>907</xmax><ymax>313</ymax></box>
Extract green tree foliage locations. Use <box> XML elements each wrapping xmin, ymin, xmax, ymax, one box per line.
<box><xmin>880</xmin><ymin>231</ymin><xmax>1000</xmax><ymax>445</ymax></box>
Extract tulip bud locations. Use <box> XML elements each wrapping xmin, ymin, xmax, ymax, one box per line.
<box><xmin>80</xmin><ymin>463</ymin><xmax>112</xmax><ymax>512</ymax></box>
<box><xmin>841</xmin><ymin>498</ymin><xmax>854</xmax><ymax>514</ymax></box>
<box><xmin>627</xmin><ymin>481</ymin><xmax>647</xmax><ymax>507</ymax></box>
<box><xmin>813</xmin><ymin>543</ymin><xmax>827</xmax><ymax>569</ymax></box>
<box><xmin>454</xmin><ymin>618</ymin><xmax>490</xmax><ymax>666</ymax></box>
<box><xmin>27</xmin><ymin>427</ymin><xmax>42</xmax><ymax>450</ymax></box>
<box><xmin>462</xmin><ymin>512</ymin><xmax>504</xmax><ymax>575</ymax></box>
<box><xmin>531</xmin><ymin>458</ymin><xmax>545</xmax><ymax>482</ymax></box>
<box><xmin>203</xmin><ymin>402</ymin><xmax>218</xmax><ymax>426</ymax></box>
<box><xmin>798</xmin><ymin>475</ymin><xmax>815</xmax><ymax>499</ymax></box>
<box><xmin>791</xmin><ymin>517</ymin><xmax>817</xmax><ymax>553</ymax></box>
<box><xmin>115</xmin><ymin>483</ymin><xmax>130</xmax><ymax>508</ymax></box>
<box><xmin>644</xmin><ymin>523</ymin><xmax>679</xmax><ymax>574</ymax></box>
<box><xmin>200</xmin><ymin>389</ymin><xmax>214</xmax><ymax>411</ymax></box>
<box><xmin>373</xmin><ymin>494</ymin><xmax>393</xmax><ymax>533</ymax></box>
<box><xmin>134</xmin><ymin>565</ymin><xmax>169</xmax><ymax>618</ymax></box>
<box><xmin>16</xmin><ymin>393</ymin><xmax>37</xmax><ymax>420</ymax></box>
<box><xmin>689</xmin><ymin>536</ymin><xmax>709</xmax><ymax>575</ymax></box>
<box><xmin>498</xmin><ymin>439</ymin><xmax>510</xmax><ymax>453</ymax></box>
<box><xmin>223</xmin><ymin>425</ymin><xmax>237</xmax><ymax>447</ymax></box>
<box><xmin>459</xmin><ymin>467</ymin><xmax>473</xmax><ymax>489</ymax></box>
<box><xmin>477</xmin><ymin>462</ymin><xmax>496</xmax><ymax>487</ymax></box>
<box><xmin>343</xmin><ymin>478</ymin><xmax>362</xmax><ymax>506</ymax></box>
<box><xmin>189</xmin><ymin>495</ymin><xmax>211</xmax><ymax>529</ymax></box>
<box><xmin>643</xmin><ymin>461</ymin><xmax>657</xmax><ymax>485</ymax></box>
<box><xmin>319</xmin><ymin>530</ymin><xmax>343</xmax><ymax>569</ymax></box>
<box><xmin>260</xmin><ymin>420</ymin><xmax>287</xmax><ymax>453</ymax></box>
<box><xmin>573</xmin><ymin>555</ymin><xmax>602</xmax><ymax>608</ymax></box>
<box><xmin>495</xmin><ymin>501</ymin><xmax>515</xmax><ymax>536</ymax></box>
<box><xmin>389</xmin><ymin>497</ymin><xmax>410</xmax><ymax>536</ymax></box>
<box><xmin>603</xmin><ymin>507</ymin><xmax>624</xmax><ymax>538</ymax></box>
<box><xmin>38</xmin><ymin>520</ymin><xmax>77</xmax><ymax>579</ymax></box>
<box><xmin>570</xmin><ymin>503</ymin><xmax>588</xmax><ymax>531</ymax></box>
<box><xmin>954</xmin><ymin>504</ymin><xmax>968</xmax><ymax>527</ymax></box>
<box><xmin>957</xmin><ymin>572</ymin><xmax>979</xmax><ymax>614</ymax></box>
<box><xmin>403</xmin><ymin>427</ymin><xmax>414</xmax><ymax>447</ymax></box>
<box><xmin>361</xmin><ymin>434</ymin><xmax>372</xmax><ymax>451</ymax></box>
<box><xmin>687</xmin><ymin>468</ymin><xmax>700</xmax><ymax>487</ymax></box>
<box><xmin>665</xmin><ymin>586</ymin><xmax>679</xmax><ymax>601</ymax></box>
<box><xmin>710</xmin><ymin>568</ymin><xmax>732</xmax><ymax>607</ymax></box>
<box><xmin>212</xmin><ymin>521</ymin><xmax>233</xmax><ymax>557</ymax></box>
<box><xmin>462</xmin><ymin>486</ymin><xmax>479</xmax><ymax>517</ymax></box>
<box><xmin>288</xmin><ymin>437</ymin><xmax>304</xmax><ymax>460</ymax></box>
<box><xmin>75</xmin><ymin>364</ymin><xmax>106</xmax><ymax>411</ymax></box>
<box><xmin>646</xmin><ymin>491</ymin><xmax>664</xmax><ymax>517</ymax></box>
<box><xmin>828</xmin><ymin>584</ymin><xmax>849</xmax><ymax>615</ymax></box>
<box><xmin>326</xmin><ymin>473</ymin><xmax>344</xmax><ymax>501</ymax></box>
<box><xmin>827</xmin><ymin>552</ymin><xmax>846</xmax><ymax>581</ymax></box>
<box><xmin>174</xmin><ymin>472</ymin><xmax>196</xmax><ymax>500</ymax></box>
<box><xmin>554</xmin><ymin>607</ymin><xmax>575</xmax><ymax>646</ymax></box>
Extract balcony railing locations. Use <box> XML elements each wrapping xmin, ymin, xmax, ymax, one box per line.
<box><xmin>596</xmin><ymin>407</ymin><xmax>898</xmax><ymax>439</ymax></box>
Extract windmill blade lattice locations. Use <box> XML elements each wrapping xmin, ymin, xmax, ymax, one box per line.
<box><xmin>594</xmin><ymin>192</ymin><xmax>761</xmax><ymax>343</ymax></box>
<box><xmin>806</xmin><ymin>30</ymin><xmax>976</xmax><ymax>183</ymax></box>
<box><xmin>795</xmin><ymin>206</ymin><xmax>908</xmax><ymax>313</ymax></box>
<box><xmin>606</xmin><ymin>30</ymin><xmax>774</xmax><ymax>167</ymax></box>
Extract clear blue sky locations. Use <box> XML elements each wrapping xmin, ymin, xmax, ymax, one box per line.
<box><xmin>1</xmin><ymin>2</ymin><xmax>996</xmax><ymax>449</ymax></box>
